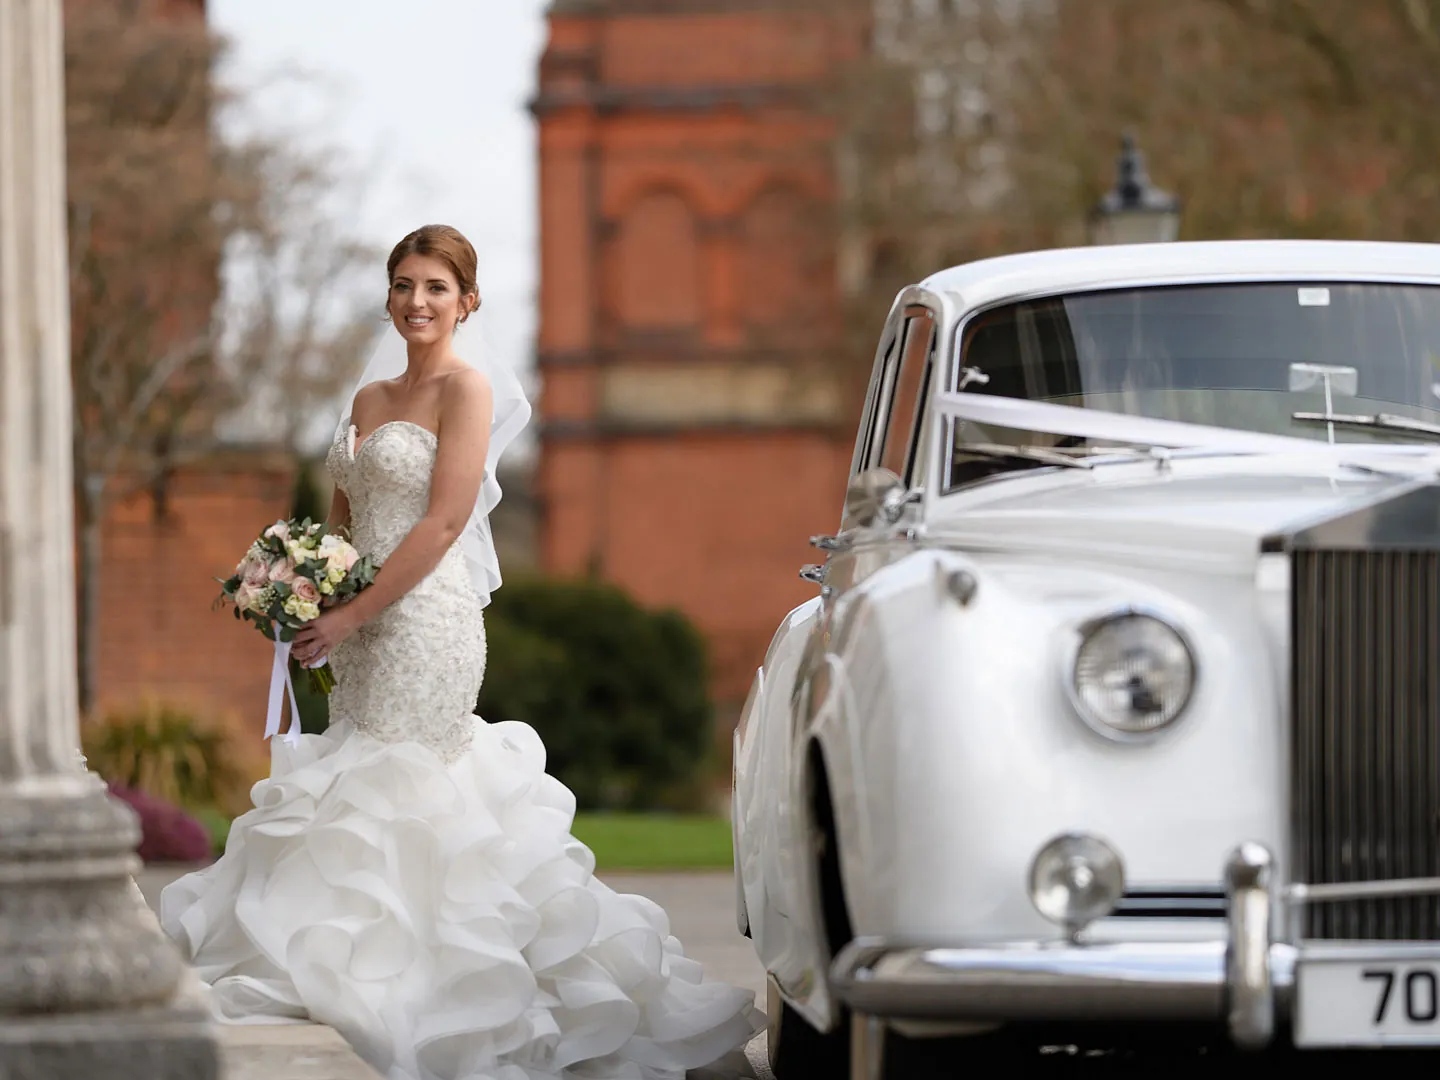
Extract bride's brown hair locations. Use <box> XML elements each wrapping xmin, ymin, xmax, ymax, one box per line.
<box><xmin>386</xmin><ymin>224</ymin><xmax>481</xmax><ymax>322</ymax></box>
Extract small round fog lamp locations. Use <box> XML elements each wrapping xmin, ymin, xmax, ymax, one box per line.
<box><xmin>1028</xmin><ymin>833</ymin><xmax>1125</xmax><ymax>933</ymax></box>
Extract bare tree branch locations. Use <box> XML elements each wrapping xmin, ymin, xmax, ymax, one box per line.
<box><xmin>1210</xmin><ymin>0</ymin><xmax>1363</xmax><ymax>104</ymax></box>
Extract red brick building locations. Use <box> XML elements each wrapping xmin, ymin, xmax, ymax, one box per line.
<box><xmin>93</xmin><ymin>456</ymin><xmax>296</xmax><ymax>722</ymax></box>
<box><xmin>533</xmin><ymin>1</ymin><xmax>866</xmax><ymax>718</ymax></box>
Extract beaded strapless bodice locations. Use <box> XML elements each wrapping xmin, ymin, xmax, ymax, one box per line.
<box><xmin>326</xmin><ymin>421</ymin><xmax>453</xmax><ymax>566</ymax></box>
<box><xmin>320</xmin><ymin>420</ymin><xmax>485</xmax><ymax>763</ymax></box>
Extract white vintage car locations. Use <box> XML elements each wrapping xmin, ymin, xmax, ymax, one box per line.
<box><xmin>732</xmin><ymin>239</ymin><xmax>1440</xmax><ymax>1075</ymax></box>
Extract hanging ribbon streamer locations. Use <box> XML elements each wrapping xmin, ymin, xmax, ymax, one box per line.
<box><xmin>264</xmin><ymin>622</ymin><xmax>303</xmax><ymax>747</ymax></box>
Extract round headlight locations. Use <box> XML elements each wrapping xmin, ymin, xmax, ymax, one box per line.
<box><xmin>1070</xmin><ymin>611</ymin><xmax>1195</xmax><ymax>739</ymax></box>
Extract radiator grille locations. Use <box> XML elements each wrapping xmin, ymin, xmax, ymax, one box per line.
<box><xmin>1292</xmin><ymin>549</ymin><xmax>1440</xmax><ymax>940</ymax></box>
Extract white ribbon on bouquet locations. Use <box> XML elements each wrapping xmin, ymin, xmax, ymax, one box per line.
<box><xmin>264</xmin><ymin>621</ymin><xmax>305</xmax><ymax>747</ymax></box>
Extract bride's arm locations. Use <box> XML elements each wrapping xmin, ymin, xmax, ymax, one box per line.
<box><xmin>293</xmin><ymin>370</ymin><xmax>494</xmax><ymax>666</ymax></box>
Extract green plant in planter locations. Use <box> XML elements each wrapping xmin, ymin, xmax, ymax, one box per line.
<box><xmin>82</xmin><ymin>700</ymin><xmax>247</xmax><ymax>812</ymax></box>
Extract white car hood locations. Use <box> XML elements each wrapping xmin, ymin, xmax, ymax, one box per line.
<box><xmin>929</xmin><ymin>455</ymin><xmax>1433</xmax><ymax>572</ymax></box>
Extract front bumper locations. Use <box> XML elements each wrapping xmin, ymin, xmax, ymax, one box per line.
<box><xmin>829</xmin><ymin>841</ymin><xmax>1440</xmax><ymax>1050</ymax></box>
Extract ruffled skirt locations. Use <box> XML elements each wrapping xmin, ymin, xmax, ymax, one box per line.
<box><xmin>158</xmin><ymin>719</ymin><xmax>764</xmax><ymax>1080</ymax></box>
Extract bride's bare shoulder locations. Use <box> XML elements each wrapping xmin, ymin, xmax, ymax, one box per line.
<box><xmin>440</xmin><ymin>365</ymin><xmax>492</xmax><ymax>403</ymax></box>
<box><xmin>434</xmin><ymin>368</ymin><xmax>493</xmax><ymax>438</ymax></box>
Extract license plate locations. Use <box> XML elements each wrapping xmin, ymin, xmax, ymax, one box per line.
<box><xmin>1297</xmin><ymin>959</ymin><xmax>1440</xmax><ymax>1046</ymax></box>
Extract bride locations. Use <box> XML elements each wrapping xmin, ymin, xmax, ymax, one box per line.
<box><xmin>159</xmin><ymin>224</ymin><xmax>765</xmax><ymax>1080</ymax></box>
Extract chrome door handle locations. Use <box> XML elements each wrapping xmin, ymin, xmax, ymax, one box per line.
<box><xmin>799</xmin><ymin>563</ymin><xmax>826</xmax><ymax>585</ymax></box>
<box><xmin>810</xmin><ymin>534</ymin><xmax>850</xmax><ymax>551</ymax></box>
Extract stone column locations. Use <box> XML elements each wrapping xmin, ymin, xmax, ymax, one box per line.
<box><xmin>0</xmin><ymin>0</ymin><xmax>217</xmax><ymax>1074</ymax></box>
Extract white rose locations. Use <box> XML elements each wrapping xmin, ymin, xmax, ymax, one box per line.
<box><xmin>281</xmin><ymin>595</ymin><xmax>321</xmax><ymax>621</ymax></box>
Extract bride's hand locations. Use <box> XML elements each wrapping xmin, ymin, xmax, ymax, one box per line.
<box><xmin>293</xmin><ymin>607</ymin><xmax>359</xmax><ymax>667</ymax></box>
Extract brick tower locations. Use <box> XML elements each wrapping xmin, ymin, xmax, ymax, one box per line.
<box><xmin>533</xmin><ymin>0</ymin><xmax>864</xmax><ymax>720</ymax></box>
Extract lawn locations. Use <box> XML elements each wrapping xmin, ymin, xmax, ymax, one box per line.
<box><xmin>572</xmin><ymin>813</ymin><xmax>733</xmax><ymax>872</ymax></box>
<box><xmin>196</xmin><ymin>808</ymin><xmax>734</xmax><ymax>872</ymax></box>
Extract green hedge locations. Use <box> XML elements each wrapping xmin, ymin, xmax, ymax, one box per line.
<box><xmin>477</xmin><ymin>576</ymin><xmax>713</xmax><ymax>812</ymax></box>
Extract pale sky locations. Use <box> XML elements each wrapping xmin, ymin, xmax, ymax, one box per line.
<box><xmin>207</xmin><ymin>0</ymin><xmax>551</xmax><ymax>454</ymax></box>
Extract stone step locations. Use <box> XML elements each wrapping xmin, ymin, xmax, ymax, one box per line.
<box><xmin>216</xmin><ymin>1025</ymin><xmax>384</xmax><ymax>1080</ymax></box>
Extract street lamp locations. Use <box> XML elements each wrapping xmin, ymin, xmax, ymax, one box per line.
<box><xmin>1088</xmin><ymin>134</ymin><xmax>1181</xmax><ymax>245</ymax></box>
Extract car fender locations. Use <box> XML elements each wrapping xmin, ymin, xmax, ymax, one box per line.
<box><xmin>733</xmin><ymin>595</ymin><xmax>834</xmax><ymax>1024</ymax></box>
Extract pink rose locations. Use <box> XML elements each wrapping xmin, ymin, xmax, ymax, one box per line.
<box><xmin>291</xmin><ymin>577</ymin><xmax>320</xmax><ymax>604</ymax></box>
<box><xmin>263</xmin><ymin>520</ymin><xmax>291</xmax><ymax>542</ymax></box>
<box><xmin>268</xmin><ymin>559</ymin><xmax>297</xmax><ymax>585</ymax></box>
<box><xmin>241</xmin><ymin>557</ymin><xmax>269</xmax><ymax>587</ymax></box>
<box><xmin>234</xmin><ymin>582</ymin><xmax>259</xmax><ymax>611</ymax></box>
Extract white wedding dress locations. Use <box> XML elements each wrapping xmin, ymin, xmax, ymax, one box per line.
<box><xmin>159</xmin><ymin>420</ymin><xmax>764</xmax><ymax>1080</ymax></box>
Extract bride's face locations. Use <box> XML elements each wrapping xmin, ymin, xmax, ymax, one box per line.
<box><xmin>388</xmin><ymin>254</ymin><xmax>475</xmax><ymax>344</ymax></box>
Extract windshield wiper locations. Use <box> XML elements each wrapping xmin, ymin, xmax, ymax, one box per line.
<box><xmin>1292</xmin><ymin>411</ymin><xmax>1440</xmax><ymax>442</ymax></box>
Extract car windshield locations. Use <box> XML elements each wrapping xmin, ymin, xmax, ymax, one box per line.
<box><xmin>949</xmin><ymin>281</ymin><xmax>1440</xmax><ymax>484</ymax></box>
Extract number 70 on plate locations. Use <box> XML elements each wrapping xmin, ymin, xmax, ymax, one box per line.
<box><xmin>1296</xmin><ymin>961</ymin><xmax>1440</xmax><ymax>1047</ymax></box>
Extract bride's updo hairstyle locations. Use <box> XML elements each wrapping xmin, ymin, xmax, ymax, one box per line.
<box><xmin>386</xmin><ymin>224</ymin><xmax>481</xmax><ymax>325</ymax></box>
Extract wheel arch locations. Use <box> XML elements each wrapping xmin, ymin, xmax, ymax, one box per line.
<box><xmin>803</xmin><ymin>736</ymin><xmax>856</xmax><ymax>961</ymax></box>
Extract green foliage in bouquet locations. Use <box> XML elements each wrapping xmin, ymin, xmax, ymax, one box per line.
<box><xmin>476</xmin><ymin>576</ymin><xmax>713</xmax><ymax>812</ymax></box>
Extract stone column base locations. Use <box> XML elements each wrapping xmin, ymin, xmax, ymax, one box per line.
<box><xmin>0</xmin><ymin>785</ymin><xmax>220</xmax><ymax>1077</ymax></box>
<box><xmin>0</xmin><ymin>996</ymin><xmax>218</xmax><ymax>1080</ymax></box>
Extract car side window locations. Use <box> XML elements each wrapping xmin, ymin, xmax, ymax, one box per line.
<box><xmin>853</xmin><ymin>336</ymin><xmax>898</xmax><ymax>478</ymax></box>
<box><xmin>876</xmin><ymin>308</ymin><xmax>936</xmax><ymax>484</ymax></box>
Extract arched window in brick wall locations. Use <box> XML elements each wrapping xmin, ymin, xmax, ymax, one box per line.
<box><xmin>741</xmin><ymin>184</ymin><xmax>831</xmax><ymax>348</ymax></box>
<box><xmin>613</xmin><ymin>189</ymin><xmax>701</xmax><ymax>334</ymax></box>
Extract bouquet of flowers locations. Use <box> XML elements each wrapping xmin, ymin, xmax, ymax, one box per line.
<box><xmin>216</xmin><ymin>517</ymin><xmax>377</xmax><ymax>695</ymax></box>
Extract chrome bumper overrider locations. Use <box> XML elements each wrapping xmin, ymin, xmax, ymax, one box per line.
<box><xmin>829</xmin><ymin>841</ymin><xmax>1440</xmax><ymax>1052</ymax></box>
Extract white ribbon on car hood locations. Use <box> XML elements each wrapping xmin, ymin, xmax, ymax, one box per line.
<box><xmin>933</xmin><ymin>391</ymin><xmax>1439</xmax><ymax>457</ymax></box>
